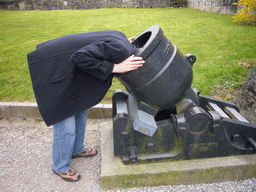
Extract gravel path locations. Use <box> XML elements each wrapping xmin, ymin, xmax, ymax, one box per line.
<box><xmin>1</xmin><ymin>117</ymin><xmax>256</xmax><ymax>192</ymax></box>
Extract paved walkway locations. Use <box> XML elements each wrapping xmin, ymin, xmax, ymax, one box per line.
<box><xmin>1</xmin><ymin>117</ymin><xmax>105</xmax><ymax>191</ymax></box>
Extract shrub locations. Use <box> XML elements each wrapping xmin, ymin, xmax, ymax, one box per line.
<box><xmin>233</xmin><ymin>0</ymin><xmax>256</xmax><ymax>25</ymax></box>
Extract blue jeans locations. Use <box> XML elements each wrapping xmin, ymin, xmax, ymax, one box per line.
<box><xmin>52</xmin><ymin>109</ymin><xmax>88</xmax><ymax>173</ymax></box>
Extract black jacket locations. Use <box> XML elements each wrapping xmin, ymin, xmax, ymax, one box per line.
<box><xmin>27</xmin><ymin>30</ymin><xmax>138</xmax><ymax>126</ymax></box>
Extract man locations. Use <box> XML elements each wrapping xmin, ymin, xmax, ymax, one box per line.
<box><xmin>27</xmin><ymin>30</ymin><xmax>144</xmax><ymax>182</ymax></box>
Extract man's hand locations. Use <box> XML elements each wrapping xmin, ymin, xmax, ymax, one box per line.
<box><xmin>128</xmin><ymin>36</ymin><xmax>136</xmax><ymax>43</ymax></box>
<box><xmin>112</xmin><ymin>55</ymin><xmax>145</xmax><ymax>73</ymax></box>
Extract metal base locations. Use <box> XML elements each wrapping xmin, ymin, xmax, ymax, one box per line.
<box><xmin>112</xmin><ymin>89</ymin><xmax>256</xmax><ymax>164</ymax></box>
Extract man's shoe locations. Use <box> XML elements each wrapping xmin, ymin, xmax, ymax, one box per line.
<box><xmin>52</xmin><ymin>168</ymin><xmax>81</xmax><ymax>182</ymax></box>
<box><xmin>71</xmin><ymin>148</ymin><xmax>97</xmax><ymax>159</ymax></box>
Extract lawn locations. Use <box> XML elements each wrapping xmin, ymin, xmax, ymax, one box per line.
<box><xmin>0</xmin><ymin>8</ymin><xmax>255</xmax><ymax>103</ymax></box>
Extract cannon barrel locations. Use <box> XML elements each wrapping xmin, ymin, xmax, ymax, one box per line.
<box><xmin>117</xmin><ymin>25</ymin><xmax>196</xmax><ymax>110</ymax></box>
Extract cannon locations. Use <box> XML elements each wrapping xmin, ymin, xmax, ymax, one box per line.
<box><xmin>112</xmin><ymin>25</ymin><xmax>256</xmax><ymax>164</ymax></box>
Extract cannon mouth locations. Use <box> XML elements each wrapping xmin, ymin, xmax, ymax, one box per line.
<box><xmin>133</xmin><ymin>32</ymin><xmax>152</xmax><ymax>48</ymax></box>
<box><xmin>132</xmin><ymin>25</ymin><xmax>163</xmax><ymax>58</ymax></box>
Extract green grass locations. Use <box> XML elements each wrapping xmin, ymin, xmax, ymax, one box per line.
<box><xmin>0</xmin><ymin>8</ymin><xmax>255</xmax><ymax>103</ymax></box>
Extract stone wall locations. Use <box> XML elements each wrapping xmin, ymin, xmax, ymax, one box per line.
<box><xmin>0</xmin><ymin>0</ymin><xmax>239</xmax><ymax>13</ymax></box>
<box><xmin>187</xmin><ymin>0</ymin><xmax>238</xmax><ymax>14</ymax></box>
<box><xmin>0</xmin><ymin>0</ymin><xmax>171</xmax><ymax>10</ymax></box>
<box><xmin>0</xmin><ymin>0</ymin><xmax>238</xmax><ymax>13</ymax></box>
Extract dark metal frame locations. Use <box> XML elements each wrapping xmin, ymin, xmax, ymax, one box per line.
<box><xmin>113</xmin><ymin>89</ymin><xmax>256</xmax><ymax>164</ymax></box>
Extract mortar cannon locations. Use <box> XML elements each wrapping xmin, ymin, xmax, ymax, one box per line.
<box><xmin>113</xmin><ymin>25</ymin><xmax>256</xmax><ymax>164</ymax></box>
